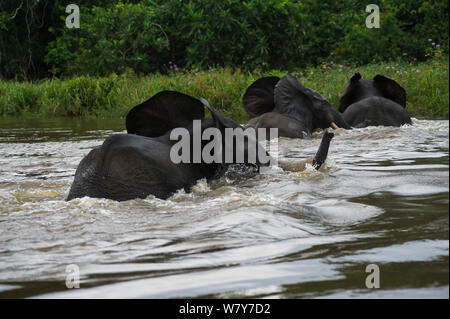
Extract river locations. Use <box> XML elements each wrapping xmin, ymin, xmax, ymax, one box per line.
<box><xmin>0</xmin><ymin>117</ymin><xmax>448</xmax><ymax>298</ymax></box>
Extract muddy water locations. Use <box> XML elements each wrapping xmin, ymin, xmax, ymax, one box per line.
<box><xmin>0</xmin><ymin>117</ymin><xmax>448</xmax><ymax>298</ymax></box>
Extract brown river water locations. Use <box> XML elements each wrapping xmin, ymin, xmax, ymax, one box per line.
<box><xmin>0</xmin><ymin>117</ymin><xmax>448</xmax><ymax>298</ymax></box>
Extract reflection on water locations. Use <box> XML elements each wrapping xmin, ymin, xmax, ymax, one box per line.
<box><xmin>0</xmin><ymin>117</ymin><xmax>448</xmax><ymax>298</ymax></box>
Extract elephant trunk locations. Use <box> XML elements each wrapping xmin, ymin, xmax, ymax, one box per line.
<box><xmin>312</xmin><ymin>130</ymin><xmax>334</xmax><ymax>170</ymax></box>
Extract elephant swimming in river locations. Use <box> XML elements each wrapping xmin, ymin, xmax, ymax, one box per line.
<box><xmin>339</xmin><ymin>73</ymin><xmax>412</xmax><ymax>128</ymax></box>
<box><xmin>242</xmin><ymin>75</ymin><xmax>350</xmax><ymax>138</ymax></box>
<box><xmin>67</xmin><ymin>90</ymin><xmax>335</xmax><ymax>201</ymax></box>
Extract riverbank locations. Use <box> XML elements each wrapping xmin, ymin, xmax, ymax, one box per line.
<box><xmin>0</xmin><ymin>57</ymin><xmax>448</xmax><ymax>122</ymax></box>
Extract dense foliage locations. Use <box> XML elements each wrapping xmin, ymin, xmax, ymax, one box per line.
<box><xmin>1</xmin><ymin>56</ymin><xmax>447</xmax><ymax>119</ymax></box>
<box><xmin>0</xmin><ymin>0</ymin><xmax>448</xmax><ymax>79</ymax></box>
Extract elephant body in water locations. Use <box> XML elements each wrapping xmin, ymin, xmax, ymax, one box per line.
<box><xmin>67</xmin><ymin>121</ymin><xmax>220</xmax><ymax>201</ymax></box>
<box><xmin>339</xmin><ymin>73</ymin><xmax>411</xmax><ymax>128</ymax></box>
<box><xmin>68</xmin><ymin>91</ymin><xmax>261</xmax><ymax>201</ymax></box>
<box><xmin>67</xmin><ymin>91</ymin><xmax>335</xmax><ymax>201</ymax></box>
<box><xmin>243</xmin><ymin>76</ymin><xmax>350</xmax><ymax>138</ymax></box>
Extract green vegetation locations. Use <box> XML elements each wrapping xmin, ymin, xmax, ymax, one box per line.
<box><xmin>1</xmin><ymin>56</ymin><xmax>448</xmax><ymax>121</ymax></box>
<box><xmin>0</xmin><ymin>0</ymin><xmax>448</xmax><ymax>79</ymax></box>
<box><xmin>0</xmin><ymin>1</ymin><xmax>448</xmax><ymax>120</ymax></box>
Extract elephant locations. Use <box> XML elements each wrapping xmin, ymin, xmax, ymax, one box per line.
<box><xmin>242</xmin><ymin>75</ymin><xmax>350</xmax><ymax>138</ymax></box>
<box><xmin>67</xmin><ymin>91</ymin><xmax>263</xmax><ymax>201</ymax></box>
<box><xmin>339</xmin><ymin>73</ymin><xmax>412</xmax><ymax>128</ymax></box>
<box><xmin>67</xmin><ymin>90</ymin><xmax>335</xmax><ymax>202</ymax></box>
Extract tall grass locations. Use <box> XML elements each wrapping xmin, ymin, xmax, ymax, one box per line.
<box><xmin>0</xmin><ymin>56</ymin><xmax>448</xmax><ymax>122</ymax></box>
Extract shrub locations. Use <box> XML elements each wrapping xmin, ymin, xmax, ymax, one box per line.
<box><xmin>0</xmin><ymin>56</ymin><xmax>447</xmax><ymax>120</ymax></box>
<box><xmin>0</xmin><ymin>0</ymin><xmax>448</xmax><ymax>79</ymax></box>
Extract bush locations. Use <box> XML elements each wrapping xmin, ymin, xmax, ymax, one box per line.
<box><xmin>46</xmin><ymin>2</ymin><xmax>170</xmax><ymax>76</ymax></box>
<box><xmin>0</xmin><ymin>56</ymin><xmax>448</xmax><ymax>119</ymax></box>
<box><xmin>0</xmin><ymin>83</ymin><xmax>41</xmax><ymax>114</ymax></box>
<box><xmin>333</xmin><ymin>0</ymin><xmax>449</xmax><ymax>64</ymax></box>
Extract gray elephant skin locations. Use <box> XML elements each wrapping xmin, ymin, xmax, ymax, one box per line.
<box><xmin>339</xmin><ymin>73</ymin><xmax>412</xmax><ymax>128</ymax></box>
<box><xmin>242</xmin><ymin>76</ymin><xmax>350</xmax><ymax>138</ymax></box>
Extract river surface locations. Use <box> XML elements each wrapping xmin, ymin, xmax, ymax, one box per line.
<box><xmin>0</xmin><ymin>117</ymin><xmax>448</xmax><ymax>298</ymax></box>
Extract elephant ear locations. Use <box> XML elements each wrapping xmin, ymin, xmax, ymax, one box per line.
<box><xmin>274</xmin><ymin>75</ymin><xmax>347</xmax><ymax>130</ymax></box>
<box><xmin>373</xmin><ymin>74</ymin><xmax>407</xmax><ymax>108</ymax></box>
<box><xmin>274</xmin><ymin>75</ymin><xmax>326</xmax><ymax>118</ymax></box>
<box><xmin>339</xmin><ymin>73</ymin><xmax>362</xmax><ymax>112</ymax></box>
<box><xmin>126</xmin><ymin>90</ymin><xmax>205</xmax><ymax>137</ymax></box>
<box><xmin>242</xmin><ymin>76</ymin><xmax>280</xmax><ymax>118</ymax></box>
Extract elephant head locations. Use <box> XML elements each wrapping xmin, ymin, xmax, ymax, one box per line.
<box><xmin>242</xmin><ymin>75</ymin><xmax>349</xmax><ymax>138</ymax></box>
<box><xmin>339</xmin><ymin>73</ymin><xmax>407</xmax><ymax>113</ymax></box>
<box><xmin>126</xmin><ymin>90</ymin><xmax>271</xmax><ymax>167</ymax></box>
<box><xmin>199</xmin><ymin>97</ymin><xmax>273</xmax><ymax>169</ymax></box>
<box><xmin>274</xmin><ymin>75</ymin><xmax>350</xmax><ymax>131</ymax></box>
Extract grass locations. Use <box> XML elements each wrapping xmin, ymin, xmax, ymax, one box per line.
<box><xmin>0</xmin><ymin>56</ymin><xmax>448</xmax><ymax>122</ymax></box>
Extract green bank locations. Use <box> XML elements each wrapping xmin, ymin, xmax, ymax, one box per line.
<box><xmin>0</xmin><ymin>56</ymin><xmax>448</xmax><ymax>123</ymax></box>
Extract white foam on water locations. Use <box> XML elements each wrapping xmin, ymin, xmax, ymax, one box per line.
<box><xmin>312</xmin><ymin>199</ymin><xmax>384</xmax><ymax>225</ymax></box>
